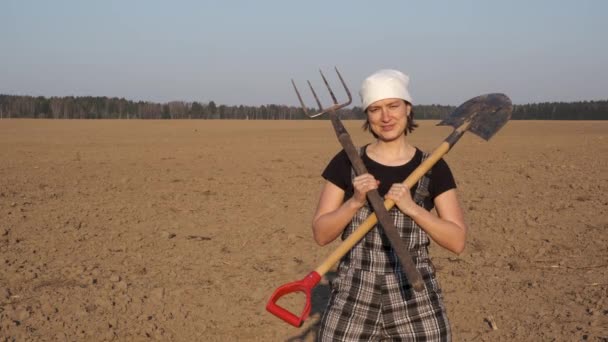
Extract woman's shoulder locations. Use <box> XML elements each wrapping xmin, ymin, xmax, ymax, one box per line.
<box><xmin>328</xmin><ymin>148</ymin><xmax>351</xmax><ymax>167</ymax></box>
<box><xmin>322</xmin><ymin>149</ymin><xmax>352</xmax><ymax>191</ymax></box>
<box><xmin>415</xmin><ymin>147</ymin><xmax>450</xmax><ymax>171</ymax></box>
<box><xmin>418</xmin><ymin>149</ymin><xmax>456</xmax><ymax>198</ymax></box>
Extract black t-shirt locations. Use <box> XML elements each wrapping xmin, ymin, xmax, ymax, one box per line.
<box><xmin>322</xmin><ymin>146</ymin><xmax>456</xmax><ymax>210</ymax></box>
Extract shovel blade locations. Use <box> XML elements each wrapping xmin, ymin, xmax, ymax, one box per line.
<box><xmin>437</xmin><ymin>93</ymin><xmax>512</xmax><ymax>141</ymax></box>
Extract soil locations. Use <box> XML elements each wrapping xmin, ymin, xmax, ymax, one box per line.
<box><xmin>0</xmin><ymin>119</ymin><xmax>606</xmax><ymax>341</ymax></box>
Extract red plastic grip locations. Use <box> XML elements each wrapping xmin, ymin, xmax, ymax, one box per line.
<box><xmin>266</xmin><ymin>271</ymin><xmax>322</xmax><ymax>327</ymax></box>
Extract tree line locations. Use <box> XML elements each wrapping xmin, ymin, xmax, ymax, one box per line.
<box><xmin>0</xmin><ymin>94</ymin><xmax>605</xmax><ymax>120</ymax></box>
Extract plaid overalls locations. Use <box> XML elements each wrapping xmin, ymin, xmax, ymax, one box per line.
<box><xmin>318</xmin><ymin>152</ymin><xmax>451</xmax><ymax>341</ymax></box>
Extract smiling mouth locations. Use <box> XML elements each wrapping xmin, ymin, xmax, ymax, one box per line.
<box><xmin>381</xmin><ymin>125</ymin><xmax>394</xmax><ymax>131</ymax></box>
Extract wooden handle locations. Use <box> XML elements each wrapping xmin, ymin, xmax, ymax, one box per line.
<box><xmin>315</xmin><ymin>141</ymin><xmax>451</xmax><ymax>276</ymax></box>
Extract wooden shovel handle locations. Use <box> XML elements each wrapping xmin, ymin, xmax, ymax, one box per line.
<box><xmin>315</xmin><ymin>141</ymin><xmax>452</xmax><ymax>276</ymax></box>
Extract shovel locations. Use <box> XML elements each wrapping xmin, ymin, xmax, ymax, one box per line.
<box><xmin>266</xmin><ymin>78</ymin><xmax>512</xmax><ymax>327</ymax></box>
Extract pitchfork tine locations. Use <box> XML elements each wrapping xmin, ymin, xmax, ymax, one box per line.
<box><xmin>334</xmin><ymin>67</ymin><xmax>352</xmax><ymax>103</ymax></box>
<box><xmin>307</xmin><ymin>80</ymin><xmax>323</xmax><ymax>112</ymax></box>
<box><xmin>291</xmin><ymin>79</ymin><xmax>309</xmax><ymax>116</ymax></box>
<box><xmin>319</xmin><ymin>69</ymin><xmax>338</xmax><ymax>105</ymax></box>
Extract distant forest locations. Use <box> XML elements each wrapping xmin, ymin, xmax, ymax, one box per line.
<box><xmin>0</xmin><ymin>94</ymin><xmax>606</xmax><ymax>120</ymax></box>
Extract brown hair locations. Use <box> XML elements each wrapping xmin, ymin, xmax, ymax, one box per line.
<box><xmin>362</xmin><ymin>100</ymin><xmax>418</xmax><ymax>138</ymax></box>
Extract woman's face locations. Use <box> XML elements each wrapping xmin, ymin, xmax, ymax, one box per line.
<box><xmin>366</xmin><ymin>98</ymin><xmax>411</xmax><ymax>141</ymax></box>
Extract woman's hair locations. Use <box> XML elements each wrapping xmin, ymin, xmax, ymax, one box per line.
<box><xmin>361</xmin><ymin>100</ymin><xmax>419</xmax><ymax>138</ymax></box>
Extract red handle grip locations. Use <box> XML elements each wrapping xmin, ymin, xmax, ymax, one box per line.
<box><xmin>266</xmin><ymin>271</ymin><xmax>321</xmax><ymax>327</ymax></box>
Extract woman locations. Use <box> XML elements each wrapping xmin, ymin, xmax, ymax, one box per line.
<box><xmin>314</xmin><ymin>69</ymin><xmax>467</xmax><ymax>341</ymax></box>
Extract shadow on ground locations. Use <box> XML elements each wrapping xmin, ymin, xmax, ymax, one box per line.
<box><xmin>285</xmin><ymin>271</ymin><xmax>337</xmax><ymax>342</ymax></box>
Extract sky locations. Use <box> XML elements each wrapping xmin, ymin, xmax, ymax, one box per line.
<box><xmin>1</xmin><ymin>0</ymin><xmax>606</xmax><ymax>107</ymax></box>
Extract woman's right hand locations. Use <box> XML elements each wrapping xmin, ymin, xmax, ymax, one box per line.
<box><xmin>351</xmin><ymin>173</ymin><xmax>379</xmax><ymax>208</ymax></box>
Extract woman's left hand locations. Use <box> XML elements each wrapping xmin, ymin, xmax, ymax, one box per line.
<box><xmin>385</xmin><ymin>183</ymin><xmax>419</xmax><ymax>216</ymax></box>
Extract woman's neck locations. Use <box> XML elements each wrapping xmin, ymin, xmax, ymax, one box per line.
<box><xmin>367</xmin><ymin>136</ymin><xmax>416</xmax><ymax>166</ymax></box>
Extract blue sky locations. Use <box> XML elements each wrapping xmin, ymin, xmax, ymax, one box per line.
<box><xmin>1</xmin><ymin>0</ymin><xmax>606</xmax><ymax>106</ymax></box>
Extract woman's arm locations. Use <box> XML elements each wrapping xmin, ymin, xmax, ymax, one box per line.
<box><xmin>312</xmin><ymin>174</ymin><xmax>379</xmax><ymax>246</ymax></box>
<box><xmin>386</xmin><ymin>186</ymin><xmax>467</xmax><ymax>254</ymax></box>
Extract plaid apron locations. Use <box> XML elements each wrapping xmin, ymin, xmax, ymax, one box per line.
<box><xmin>318</xmin><ymin>151</ymin><xmax>451</xmax><ymax>341</ymax></box>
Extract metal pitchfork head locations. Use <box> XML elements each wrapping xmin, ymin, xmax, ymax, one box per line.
<box><xmin>291</xmin><ymin>67</ymin><xmax>352</xmax><ymax>117</ymax></box>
